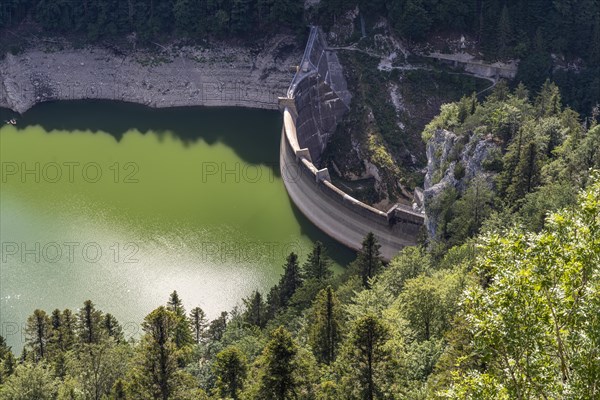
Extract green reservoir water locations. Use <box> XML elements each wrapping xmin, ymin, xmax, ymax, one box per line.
<box><xmin>0</xmin><ymin>101</ymin><xmax>353</xmax><ymax>350</ymax></box>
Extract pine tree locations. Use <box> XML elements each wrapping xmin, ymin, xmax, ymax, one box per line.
<box><xmin>266</xmin><ymin>284</ymin><xmax>282</xmax><ymax>319</ymax></box>
<box><xmin>303</xmin><ymin>241</ymin><xmax>333</xmax><ymax>282</ymax></box>
<box><xmin>25</xmin><ymin>309</ymin><xmax>51</xmax><ymax>362</ymax></box>
<box><xmin>3</xmin><ymin>352</ymin><xmax>16</xmax><ymax>382</ymax></box>
<box><xmin>309</xmin><ymin>286</ymin><xmax>342</xmax><ymax>364</ymax></box>
<box><xmin>189</xmin><ymin>307</ymin><xmax>208</xmax><ymax>344</ymax></box>
<box><xmin>0</xmin><ymin>335</ymin><xmax>14</xmax><ymax>384</ymax></box>
<box><xmin>166</xmin><ymin>291</ymin><xmax>184</xmax><ymax>315</ymax></box>
<box><xmin>257</xmin><ymin>326</ymin><xmax>300</xmax><ymax>400</ymax></box>
<box><xmin>535</xmin><ymin>80</ymin><xmax>562</xmax><ymax>117</ymax></box>
<box><xmin>61</xmin><ymin>309</ymin><xmax>76</xmax><ymax>351</ymax></box>
<box><xmin>279</xmin><ymin>252</ymin><xmax>303</xmax><ymax>306</ymax></box>
<box><xmin>134</xmin><ymin>306</ymin><xmax>180</xmax><ymax>400</ymax></box>
<box><xmin>104</xmin><ymin>313</ymin><xmax>124</xmax><ymax>343</ymax></box>
<box><xmin>243</xmin><ymin>290</ymin><xmax>266</xmax><ymax>328</ymax></box>
<box><xmin>338</xmin><ymin>315</ymin><xmax>391</xmax><ymax>400</ymax></box>
<box><xmin>166</xmin><ymin>291</ymin><xmax>194</xmax><ymax>348</ymax></box>
<box><xmin>77</xmin><ymin>300</ymin><xmax>103</xmax><ymax>344</ymax></box>
<box><xmin>49</xmin><ymin>309</ymin><xmax>64</xmax><ymax>354</ymax></box>
<box><xmin>356</xmin><ymin>233</ymin><xmax>383</xmax><ymax>288</ymax></box>
<box><xmin>207</xmin><ymin>312</ymin><xmax>228</xmax><ymax>341</ymax></box>
<box><xmin>213</xmin><ymin>346</ymin><xmax>248</xmax><ymax>400</ymax></box>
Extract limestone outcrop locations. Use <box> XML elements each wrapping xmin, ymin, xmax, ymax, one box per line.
<box><xmin>423</xmin><ymin>128</ymin><xmax>498</xmax><ymax>238</ymax></box>
<box><xmin>0</xmin><ymin>35</ymin><xmax>301</xmax><ymax>113</ymax></box>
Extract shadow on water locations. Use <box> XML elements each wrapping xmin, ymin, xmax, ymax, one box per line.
<box><xmin>1</xmin><ymin>101</ymin><xmax>356</xmax><ymax>264</ymax></box>
<box><xmin>1</xmin><ymin>101</ymin><xmax>283</xmax><ymax>177</ymax></box>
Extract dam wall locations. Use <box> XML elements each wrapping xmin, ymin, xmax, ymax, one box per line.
<box><xmin>280</xmin><ymin>27</ymin><xmax>424</xmax><ymax>261</ymax></box>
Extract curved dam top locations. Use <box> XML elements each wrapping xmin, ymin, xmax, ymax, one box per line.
<box><xmin>279</xmin><ymin>27</ymin><xmax>424</xmax><ymax>261</ymax></box>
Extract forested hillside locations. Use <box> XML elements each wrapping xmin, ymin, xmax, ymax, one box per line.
<box><xmin>316</xmin><ymin>0</ymin><xmax>600</xmax><ymax>116</ymax></box>
<box><xmin>424</xmin><ymin>81</ymin><xmax>600</xmax><ymax>255</ymax></box>
<box><xmin>0</xmin><ymin>0</ymin><xmax>304</xmax><ymax>41</ymax></box>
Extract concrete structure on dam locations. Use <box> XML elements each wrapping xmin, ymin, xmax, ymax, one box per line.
<box><xmin>279</xmin><ymin>27</ymin><xmax>424</xmax><ymax>261</ymax></box>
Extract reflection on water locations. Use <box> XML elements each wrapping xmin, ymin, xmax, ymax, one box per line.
<box><xmin>0</xmin><ymin>101</ymin><xmax>354</xmax><ymax>351</ymax></box>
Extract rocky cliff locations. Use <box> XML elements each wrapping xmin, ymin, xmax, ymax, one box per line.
<box><xmin>423</xmin><ymin>129</ymin><xmax>498</xmax><ymax>239</ymax></box>
<box><xmin>0</xmin><ymin>35</ymin><xmax>301</xmax><ymax>113</ymax></box>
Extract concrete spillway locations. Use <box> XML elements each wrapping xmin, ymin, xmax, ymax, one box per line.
<box><xmin>279</xmin><ymin>27</ymin><xmax>424</xmax><ymax>261</ymax></box>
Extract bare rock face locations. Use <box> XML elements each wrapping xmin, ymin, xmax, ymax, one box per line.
<box><xmin>0</xmin><ymin>35</ymin><xmax>302</xmax><ymax>113</ymax></box>
<box><xmin>423</xmin><ymin>129</ymin><xmax>498</xmax><ymax>239</ymax></box>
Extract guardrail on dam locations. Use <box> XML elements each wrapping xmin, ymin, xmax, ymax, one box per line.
<box><xmin>279</xmin><ymin>26</ymin><xmax>424</xmax><ymax>261</ymax></box>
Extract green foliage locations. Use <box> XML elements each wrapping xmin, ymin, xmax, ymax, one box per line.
<box><xmin>427</xmin><ymin>82</ymin><xmax>597</xmax><ymax>252</ymax></box>
<box><xmin>4</xmin><ymin>194</ymin><xmax>599</xmax><ymax>398</ymax></box>
<box><xmin>189</xmin><ymin>306</ymin><xmax>208</xmax><ymax>344</ymax></box>
<box><xmin>0</xmin><ymin>337</ymin><xmax>15</xmax><ymax>385</ymax></box>
<box><xmin>25</xmin><ymin>309</ymin><xmax>51</xmax><ymax>362</ymax></box>
<box><xmin>444</xmin><ymin>178</ymin><xmax>600</xmax><ymax>398</ymax></box>
<box><xmin>308</xmin><ymin>287</ymin><xmax>343</xmax><ymax>365</ymax></box>
<box><xmin>375</xmin><ymin>246</ymin><xmax>431</xmax><ymax>296</ymax></box>
<box><xmin>446</xmin><ymin>177</ymin><xmax>494</xmax><ymax>246</ymax></box>
<box><xmin>213</xmin><ymin>346</ymin><xmax>248</xmax><ymax>399</ymax></box>
<box><xmin>278</xmin><ymin>252</ymin><xmax>303</xmax><ymax>307</ymax></box>
<box><xmin>167</xmin><ymin>291</ymin><xmax>195</xmax><ymax>349</ymax></box>
<box><xmin>65</xmin><ymin>340</ymin><xmax>132</xmax><ymax>400</ymax></box>
<box><xmin>397</xmin><ymin>268</ymin><xmax>465</xmax><ymax>341</ymax></box>
<box><xmin>0</xmin><ymin>363</ymin><xmax>57</xmax><ymax>400</ymax></box>
<box><xmin>335</xmin><ymin>314</ymin><xmax>392</xmax><ymax>399</ymax></box>
<box><xmin>255</xmin><ymin>326</ymin><xmax>301</xmax><ymax>400</ymax></box>
<box><xmin>355</xmin><ymin>232</ymin><xmax>383</xmax><ymax>288</ymax></box>
<box><xmin>127</xmin><ymin>306</ymin><xmax>197</xmax><ymax>399</ymax></box>
<box><xmin>303</xmin><ymin>242</ymin><xmax>333</xmax><ymax>282</ymax></box>
<box><xmin>0</xmin><ymin>0</ymin><xmax>303</xmax><ymax>44</ymax></box>
<box><xmin>243</xmin><ymin>291</ymin><xmax>267</xmax><ymax>328</ymax></box>
<box><xmin>207</xmin><ymin>312</ymin><xmax>229</xmax><ymax>342</ymax></box>
<box><xmin>77</xmin><ymin>300</ymin><xmax>104</xmax><ymax>345</ymax></box>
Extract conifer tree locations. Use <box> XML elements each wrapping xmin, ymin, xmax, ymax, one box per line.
<box><xmin>49</xmin><ymin>309</ymin><xmax>64</xmax><ymax>354</ymax></box>
<box><xmin>189</xmin><ymin>306</ymin><xmax>208</xmax><ymax>344</ymax></box>
<box><xmin>77</xmin><ymin>300</ymin><xmax>104</xmax><ymax>344</ymax></box>
<box><xmin>243</xmin><ymin>290</ymin><xmax>266</xmax><ymax>328</ymax></box>
<box><xmin>104</xmin><ymin>313</ymin><xmax>124</xmax><ymax>343</ymax></box>
<box><xmin>213</xmin><ymin>346</ymin><xmax>248</xmax><ymax>400</ymax></box>
<box><xmin>166</xmin><ymin>291</ymin><xmax>193</xmax><ymax>348</ymax></box>
<box><xmin>497</xmin><ymin>4</ymin><xmax>512</xmax><ymax>59</ymax></box>
<box><xmin>0</xmin><ymin>335</ymin><xmax>14</xmax><ymax>384</ymax></box>
<box><xmin>535</xmin><ymin>80</ymin><xmax>562</xmax><ymax>117</ymax></box>
<box><xmin>25</xmin><ymin>309</ymin><xmax>51</xmax><ymax>362</ymax></box>
<box><xmin>257</xmin><ymin>326</ymin><xmax>300</xmax><ymax>400</ymax></box>
<box><xmin>61</xmin><ymin>309</ymin><xmax>76</xmax><ymax>351</ymax></box>
<box><xmin>207</xmin><ymin>312</ymin><xmax>228</xmax><ymax>341</ymax></box>
<box><xmin>279</xmin><ymin>252</ymin><xmax>303</xmax><ymax>306</ymax></box>
<box><xmin>356</xmin><ymin>233</ymin><xmax>383</xmax><ymax>288</ymax></box>
<box><xmin>132</xmin><ymin>306</ymin><xmax>180</xmax><ymax>400</ymax></box>
<box><xmin>338</xmin><ymin>315</ymin><xmax>391</xmax><ymax>400</ymax></box>
<box><xmin>166</xmin><ymin>291</ymin><xmax>184</xmax><ymax>315</ymax></box>
<box><xmin>303</xmin><ymin>241</ymin><xmax>333</xmax><ymax>282</ymax></box>
<box><xmin>309</xmin><ymin>286</ymin><xmax>342</xmax><ymax>364</ymax></box>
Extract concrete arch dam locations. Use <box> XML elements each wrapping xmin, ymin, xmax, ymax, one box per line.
<box><xmin>279</xmin><ymin>26</ymin><xmax>424</xmax><ymax>261</ymax></box>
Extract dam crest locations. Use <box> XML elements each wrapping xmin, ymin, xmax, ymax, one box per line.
<box><xmin>279</xmin><ymin>26</ymin><xmax>424</xmax><ymax>261</ymax></box>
